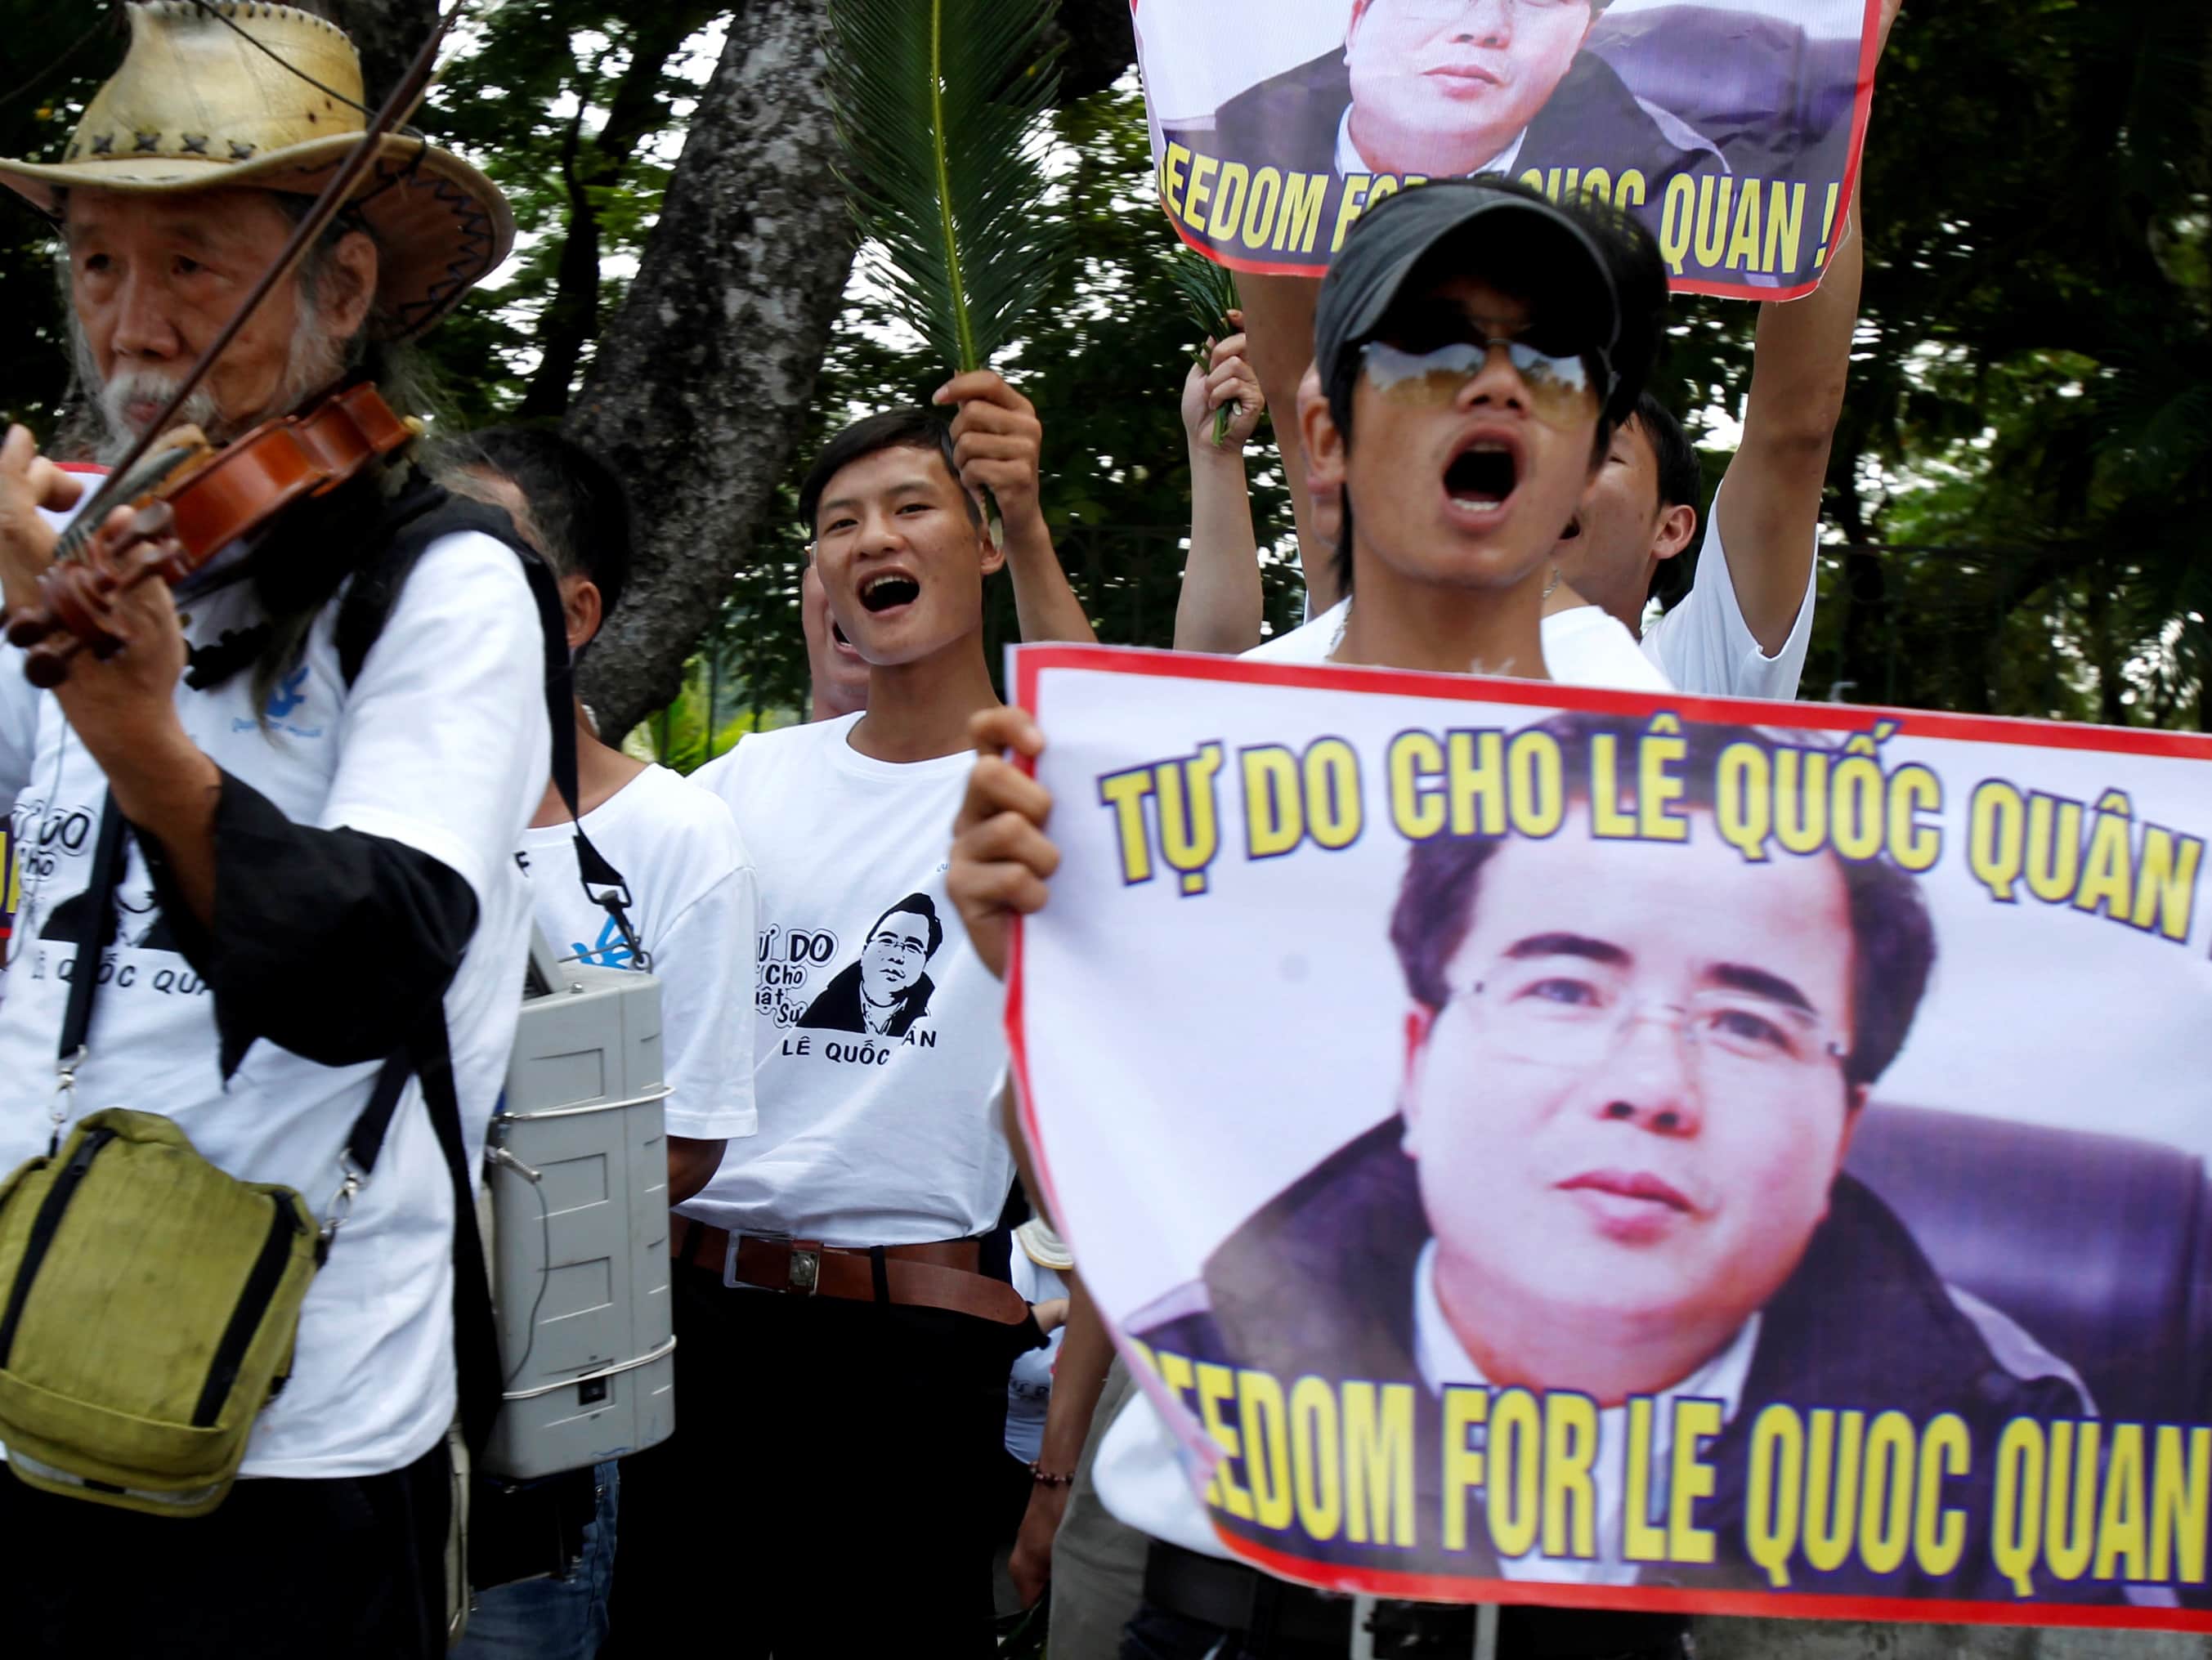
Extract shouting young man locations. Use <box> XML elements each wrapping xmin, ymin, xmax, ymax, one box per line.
<box><xmin>951</xmin><ymin>181</ymin><xmax>1724</xmax><ymax>1658</ymax></box>
<box><xmin>610</xmin><ymin>372</ymin><xmax>1093</xmax><ymax>1658</ymax></box>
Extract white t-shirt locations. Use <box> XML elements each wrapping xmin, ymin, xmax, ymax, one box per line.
<box><xmin>1252</xmin><ymin>491</ymin><xmax>1815</xmax><ymax>702</ymax></box>
<box><xmin>0</xmin><ymin>529</ymin><xmax>547</xmax><ymax>1481</ymax></box>
<box><xmin>1248</xmin><ymin>596</ymin><xmax>1671</xmax><ymax>692</ymax></box>
<box><xmin>1095</xmin><ymin>605</ymin><xmax>1682</xmax><ymax>1556</ymax></box>
<box><xmin>516</xmin><ymin>763</ymin><xmax>758</xmax><ymax>1140</ymax></box>
<box><xmin>1639</xmin><ymin>481</ymin><xmax>1816</xmax><ymax>700</ymax></box>
<box><xmin>682</xmin><ymin>714</ymin><xmax>1015</xmax><ymax>1245</ymax></box>
<box><xmin>1006</xmin><ymin>1249</ymin><xmax>1070</xmax><ymax>1465</ymax></box>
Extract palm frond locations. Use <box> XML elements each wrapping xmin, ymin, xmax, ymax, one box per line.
<box><xmin>825</xmin><ymin>0</ymin><xmax>1071</xmax><ymax>374</ymax></box>
<box><xmin>1168</xmin><ymin>247</ymin><xmax>1241</xmax><ymax>442</ymax></box>
<box><xmin>1167</xmin><ymin>246</ymin><xmax>1238</xmax><ymax>342</ymax></box>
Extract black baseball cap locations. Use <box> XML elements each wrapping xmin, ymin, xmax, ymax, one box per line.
<box><xmin>1314</xmin><ymin>180</ymin><xmax>1628</xmax><ymax>418</ymax></box>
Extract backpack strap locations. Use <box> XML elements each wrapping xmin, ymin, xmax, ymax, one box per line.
<box><xmin>329</xmin><ymin>1021</ymin><xmax>499</xmax><ymax>1459</ymax></box>
<box><xmin>336</xmin><ymin>489</ymin><xmax>644</xmax><ymax>964</ymax></box>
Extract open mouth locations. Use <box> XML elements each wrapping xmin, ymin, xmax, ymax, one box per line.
<box><xmin>859</xmin><ymin>572</ymin><xmax>920</xmax><ymax>614</ymax></box>
<box><xmin>1444</xmin><ymin>438</ymin><xmax>1519</xmax><ymax>517</ymax></box>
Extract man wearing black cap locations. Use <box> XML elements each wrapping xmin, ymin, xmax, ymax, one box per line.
<box><xmin>950</xmin><ymin>178</ymin><xmax>1707</xmax><ymax>1655</ymax></box>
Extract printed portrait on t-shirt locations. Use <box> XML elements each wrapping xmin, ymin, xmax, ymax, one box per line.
<box><xmin>797</xmin><ymin>893</ymin><xmax>943</xmax><ymax>1039</ymax></box>
<box><xmin>37</xmin><ymin>843</ymin><xmax>181</xmax><ymax>955</ymax></box>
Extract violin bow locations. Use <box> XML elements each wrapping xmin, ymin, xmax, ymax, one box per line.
<box><xmin>63</xmin><ymin>0</ymin><xmax>472</xmax><ymax>539</ymax></box>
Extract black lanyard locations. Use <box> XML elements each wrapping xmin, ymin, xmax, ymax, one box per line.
<box><xmin>50</xmin><ymin>790</ymin><xmax>128</xmax><ymax>1139</ymax></box>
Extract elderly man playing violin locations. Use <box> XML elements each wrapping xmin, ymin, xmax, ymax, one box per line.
<box><xmin>0</xmin><ymin>7</ymin><xmax>550</xmax><ymax>1656</ymax></box>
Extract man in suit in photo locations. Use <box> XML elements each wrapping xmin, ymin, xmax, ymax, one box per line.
<box><xmin>1172</xmin><ymin>0</ymin><xmax>1722</xmax><ymax>195</ymax></box>
<box><xmin>1132</xmin><ymin>713</ymin><xmax>2116</xmax><ymax>1604</ymax></box>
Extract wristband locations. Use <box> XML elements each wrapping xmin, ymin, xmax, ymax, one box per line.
<box><xmin>1028</xmin><ymin>1460</ymin><xmax>1074</xmax><ymax>1488</ymax></box>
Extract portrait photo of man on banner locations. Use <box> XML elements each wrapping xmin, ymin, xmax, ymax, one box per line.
<box><xmin>1137</xmin><ymin>0</ymin><xmax>1878</xmax><ymax>296</ymax></box>
<box><xmin>1004</xmin><ymin>647</ymin><xmax>2212</xmax><ymax>1629</ymax></box>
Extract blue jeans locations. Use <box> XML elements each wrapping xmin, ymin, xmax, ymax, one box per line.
<box><xmin>454</xmin><ymin>1461</ymin><xmax>619</xmax><ymax>1660</ymax></box>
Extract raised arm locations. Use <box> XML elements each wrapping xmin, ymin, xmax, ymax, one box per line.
<box><xmin>1173</xmin><ymin>315</ymin><xmax>1268</xmax><ymax>654</ymax></box>
<box><xmin>1713</xmin><ymin>0</ymin><xmax>1899</xmax><ymax>651</ymax></box>
<box><xmin>1713</xmin><ymin>208</ymin><xmax>1862</xmax><ymax>652</ymax></box>
<box><xmin>937</xmin><ymin>370</ymin><xmax>1096</xmax><ymax>644</ymax></box>
<box><xmin>1237</xmin><ymin>273</ymin><xmax>1337</xmax><ymax>616</ymax></box>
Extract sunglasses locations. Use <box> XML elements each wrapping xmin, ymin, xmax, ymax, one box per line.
<box><xmin>1359</xmin><ymin>329</ymin><xmax>1610</xmax><ymax>430</ymax></box>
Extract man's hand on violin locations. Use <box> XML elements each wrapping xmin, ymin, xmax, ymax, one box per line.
<box><xmin>0</xmin><ymin>423</ymin><xmax>81</xmax><ymax>615</ymax></box>
<box><xmin>53</xmin><ymin>499</ymin><xmax>220</xmax><ymax>922</ymax></box>
<box><xmin>55</xmin><ymin>503</ymin><xmax>194</xmax><ymax>736</ymax></box>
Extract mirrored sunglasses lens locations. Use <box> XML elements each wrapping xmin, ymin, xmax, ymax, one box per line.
<box><xmin>1363</xmin><ymin>341</ymin><xmax>1484</xmax><ymax>406</ymax></box>
<box><xmin>1507</xmin><ymin>343</ymin><xmax>1598</xmax><ymax>424</ymax></box>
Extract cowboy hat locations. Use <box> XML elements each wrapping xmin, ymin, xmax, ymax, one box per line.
<box><xmin>0</xmin><ymin>2</ymin><xmax>513</xmax><ymax>340</ymax></box>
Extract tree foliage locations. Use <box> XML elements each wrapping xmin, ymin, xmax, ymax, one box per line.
<box><xmin>1</xmin><ymin>0</ymin><xmax>2205</xmax><ymax>743</ymax></box>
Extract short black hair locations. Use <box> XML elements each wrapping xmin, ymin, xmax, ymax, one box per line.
<box><xmin>1387</xmin><ymin>712</ymin><xmax>1935</xmax><ymax>1090</ymax></box>
<box><xmin>435</xmin><ymin>425</ymin><xmax>634</xmax><ymax>628</ymax></box>
<box><xmin>1326</xmin><ymin>178</ymin><xmax>1669</xmax><ymax>597</ymax></box>
<box><xmin>799</xmin><ymin>409</ymin><xmax>976</xmax><ymax>536</ymax></box>
<box><xmin>869</xmin><ymin>893</ymin><xmax>944</xmax><ymax>960</ymax></box>
<box><xmin>1630</xmin><ymin>391</ymin><xmax>1700</xmax><ymax>512</ymax></box>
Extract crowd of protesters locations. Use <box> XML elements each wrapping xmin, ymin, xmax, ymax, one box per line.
<box><xmin>0</xmin><ymin>2</ymin><xmax>1933</xmax><ymax>1658</ymax></box>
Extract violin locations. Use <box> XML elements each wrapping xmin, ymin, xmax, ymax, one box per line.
<box><xmin>5</xmin><ymin>383</ymin><xmax>419</xmax><ymax>687</ymax></box>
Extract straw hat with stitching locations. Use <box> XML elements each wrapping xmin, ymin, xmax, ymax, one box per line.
<box><xmin>0</xmin><ymin>2</ymin><xmax>513</xmax><ymax>340</ymax></box>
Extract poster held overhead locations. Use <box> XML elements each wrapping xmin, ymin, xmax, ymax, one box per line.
<box><xmin>1135</xmin><ymin>0</ymin><xmax>1880</xmax><ymax>298</ymax></box>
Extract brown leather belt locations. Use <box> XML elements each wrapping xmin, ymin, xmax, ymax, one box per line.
<box><xmin>672</xmin><ymin>1222</ymin><xmax>1031</xmax><ymax>1325</ymax></box>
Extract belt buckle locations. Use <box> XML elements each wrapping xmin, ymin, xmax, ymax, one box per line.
<box><xmin>788</xmin><ymin>1246</ymin><xmax>822</xmax><ymax>1295</ymax></box>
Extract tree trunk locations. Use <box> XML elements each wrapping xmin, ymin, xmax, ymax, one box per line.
<box><xmin>326</xmin><ymin>0</ymin><xmax>437</xmax><ymax>107</ymax></box>
<box><xmin>568</xmin><ymin>0</ymin><xmax>857</xmax><ymax>738</ymax></box>
<box><xmin>517</xmin><ymin>2</ymin><xmax>724</xmax><ymax>419</ymax></box>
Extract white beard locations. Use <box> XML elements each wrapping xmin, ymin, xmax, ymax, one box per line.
<box><xmin>73</xmin><ymin>298</ymin><xmax>348</xmax><ymax>464</ymax></box>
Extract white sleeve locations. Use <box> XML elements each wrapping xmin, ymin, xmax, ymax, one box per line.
<box><xmin>0</xmin><ymin>502</ymin><xmax>81</xmax><ymax>816</ymax></box>
<box><xmin>320</xmin><ymin>531</ymin><xmax>548</xmax><ymax>906</ymax></box>
<box><xmin>655</xmin><ymin>858</ymin><xmax>759</xmax><ymax>1140</ymax></box>
<box><xmin>0</xmin><ymin>647</ymin><xmax>39</xmax><ymax>820</ymax></box>
<box><xmin>1640</xmin><ymin>481</ymin><xmax>1816</xmax><ymax>702</ymax></box>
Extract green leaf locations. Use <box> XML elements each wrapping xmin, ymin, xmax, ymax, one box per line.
<box><xmin>1167</xmin><ymin>245</ymin><xmax>1238</xmax><ymax>342</ymax></box>
<box><xmin>823</xmin><ymin>0</ymin><xmax>1073</xmax><ymax>374</ymax></box>
<box><xmin>1167</xmin><ymin>248</ymin><xmax>1240</xmax><ymax>442</ymax></box>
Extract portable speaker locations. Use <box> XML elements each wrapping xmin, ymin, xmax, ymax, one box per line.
<box><xmin>481</xmin><ymin>930</ymin><xmax>675</xmax><ymax>1480</ymax></box>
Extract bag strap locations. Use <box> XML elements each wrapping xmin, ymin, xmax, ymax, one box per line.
<box><xmin>414</xmin><ymin>1016</ymin><xmax>503</xmax><ymax>1459</ymax></box>
<box><xmin>56</xmin><ymin>790</ymin><xmax>128</xmax><ymax>1070</ymax></box>
<box><xmin>338</xmin><ymin>489</ymin><xmax>646</xmax><ymax>969</ymax></box>
<box><xmin>508</xmin><ymin>542</ymin><xmax>647</xmax><ymax>969</ymax></box>
<box><xmin>330</xmin><ymin>1021</ymin><xmax>499</xmax><ymax>1457</ymax></box>
<box><xmin>46</xmin><ymin>791</ymin><xmax>130</xmax><ymax>1153</ymax></box>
